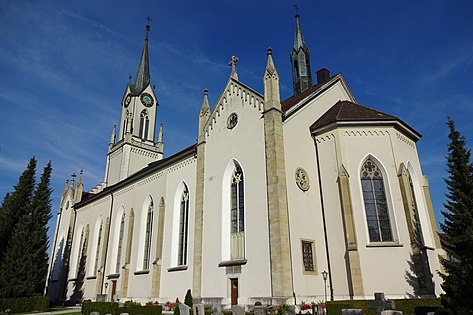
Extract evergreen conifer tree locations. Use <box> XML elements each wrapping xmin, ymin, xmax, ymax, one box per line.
<box><xmin>0</xmin><ymin>159</ymin><xmax>53</xmax><ymax>298</ymax></box>
<box><xmin>29</xmin><ymin>161</ymin><xmax>53</xmax><ymax>294</ymax></box>
<box><xmin>439</xmin><ymin>118</ymin><xmax>473</xmax><ymax>313</ymax></box>
<box><xmin>0</xmin><ymin>157</ymin><xmax>36</xmax><ymax>262</ymax></box>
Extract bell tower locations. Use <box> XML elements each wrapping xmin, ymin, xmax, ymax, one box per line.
<box><xmin>290</xmin><ymin>13</ymin><xmax>313</xmax><ymax>95</ymax></box>
<box><xmin>104</xmin><ymin>20</ymin><xmax>163</xmax><ymax>187</ymax></box>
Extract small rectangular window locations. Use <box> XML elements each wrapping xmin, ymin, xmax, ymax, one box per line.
<box><xmin>301</xmin><ymin>239</ymin><xmax>317</xmax><ymax>274</ymax></box>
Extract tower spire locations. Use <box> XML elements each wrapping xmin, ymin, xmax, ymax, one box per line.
<box><xmin>133</xmin><ymin>20</ymin><xmax>151</xmax><ymax>93</ymax></box>
<box><xmin>290</xmin><ymin>12</ymin><xmax>312</xmax><ymax>95</ymax></box>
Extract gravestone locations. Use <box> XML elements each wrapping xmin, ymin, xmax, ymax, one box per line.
<box><xmin>90</xmin><ymin>312</ymin><xmax>100</xmax><ymax>315</ymax></box>
<box><xmin>212</xmin><ymin>303</ymin><xmax>222</xmax><ymax>315</ymax></box>
<box><xmin>381</xmin><ymin>311</ymin><xmax>402</xmax><ymax>315</ymax></box>
<box><xmin>232</xmin><ymin>305</ymin><xmax>245</xmax><ymax>315</ymax></box>
<box><xmin>179</xmin><ymin>303</ymin><xmax>191</xmax><ymax>315</ymax></box>
<box><xmin>254</xmin><ymin>306</ymin><xmax>268</xmax><ymax>315</ymax></box>
<box><xmin>367</xmin><ymin>293</ymin><xmax>395</xmax><ymax>315</ymax></box>
<box><xmin>342</xmin><ymin>309</ymin><xmax>363</xmax><ymax>315</ymax></box>
<box><xmin>194</xmin><ymin>304</ymin><xmax>205</xmax><ymax>315</ymax></box>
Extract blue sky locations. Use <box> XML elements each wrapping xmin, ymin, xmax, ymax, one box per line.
<box><xmin>0</xmin><ymin>0</ymin><xmax>472</xmax><ymax>254</ymax></box>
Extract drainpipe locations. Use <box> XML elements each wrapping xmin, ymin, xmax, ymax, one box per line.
<box><xmin>314</xmin><ymin>138</ymin><xmax>334</xmax><ymax>301</ymax></box>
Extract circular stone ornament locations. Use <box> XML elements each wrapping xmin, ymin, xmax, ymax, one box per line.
<box><xmin>227</xmin><ymin>112</ymin><xmax>238</xmax><ymax>129</ymax></box>
<box><xmin>295</xmin><ymin>167</ymin><xmax>310</xmax><ymax>191</ymax></box>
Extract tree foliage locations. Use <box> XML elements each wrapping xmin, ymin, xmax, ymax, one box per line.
<box><xmin>0</xmin><ymin>157</ymin><xmax>37</xmax><ymax>261</ymax></box>
<box><xmin>0</xmin><ymin>158</ymin><xmax>53</xmax><ymax>298</ymax></box>
<box><xmin>439</xmin><ymin>118</ymin><xmax>473</xmax><ymax>314</ymax></box>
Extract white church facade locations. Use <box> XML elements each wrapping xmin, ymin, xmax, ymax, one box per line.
<box><xmin>46</xmin><ymin>16</ymin><xmax>444</xmax><ymax>306</ymax></box>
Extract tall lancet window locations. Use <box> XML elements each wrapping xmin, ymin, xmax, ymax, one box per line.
<box><xmin>143</xmin><ymin>200</ymin><xmax>153</xmax><ymax>270</ymax></box>
<box><xmin>115</xmin><ymin>213</ymin><xmax>125</xmax><ymax>273</ymax></box>
<box><xmin>178</xmin><ymin>186</ymin><xmax>189</xmax><ymax>266</ymax></box>
<box><xmin>139</xmin><ymin>110</ymin><xmax>149</xmax><ymax>141</ymax></box>
<box><xmin>123</xmin><ymin>110</ymin><xmax>129</xmax><ymax>136</ymax></box>
<box><xmin>231</xmin><ymin>164</ymin><xmax>245</xmax><ymax>259</ymax></box>
<box><xmin>93</xmin><ymin>221</ymin><xmax>103</xmax><ymax>275</ymax></box>
<box><xmin>361</xmin><ymin>158</ymin><xmax>393</xmax><ymax>242</ymax></box>
<box><xmin>294</xmin><ymin>61</ymin><xmax>299</xmax><ymax>78</ymax></box>
<box><xmin>76</xmin><ymin>229</ymin><xmax>84</xmax><ymax>276</ymax></box>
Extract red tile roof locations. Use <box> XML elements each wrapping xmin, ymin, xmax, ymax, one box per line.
<box><xmin>310</xmin><ymin>100</ymin><xmax>398</xmax><ymax>131</ymax></box>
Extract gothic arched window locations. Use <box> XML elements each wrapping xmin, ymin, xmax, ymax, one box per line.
<box><xmin>76</xmin><ymin>228</ymin><xmax>84</xmax><ymax>276</ymax></box>
<box><xmin>143</xmin><ymin>200</ymin><xmax>153</xmax><ymax>270</ymax></box>
<box><xmin>93</xmin><ymin>221</ymin><xmax>103</xmax><ymax>275</ymax></box>
<box><xmin>293</xmin><ymin>60</ymin><xmax>300</xmax><ymax>79</ymax></box>
<box><xmin>115</xmin><ymin>213</ymin><xmax>125</xmax><ymax>273</ymax></box>
<box><xmin>178</xmin><ymin>186</ymin><xmax>189</xmax><ymax>266</ymax></box>
<box><xmin>231</xmin><ymin>164</ymin><xmax>245</xmax><ymax>259</ymax></box>
<box><xmin>361</xmin><ymin>158</ymin><xmax>393</xmax><ymax>242</ymax></box>
<box><xmin>139</xmin><ymin>110</ymin><xmax>149</xmax><ymax>141</ymax></box>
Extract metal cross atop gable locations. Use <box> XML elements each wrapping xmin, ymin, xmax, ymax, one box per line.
<box><xmin>146</xmin><ymin>16</ymin><xmax>152</xmax><ymax>24</ymax></box>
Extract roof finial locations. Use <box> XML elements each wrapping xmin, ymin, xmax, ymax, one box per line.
<box><xmin>145</xmin><ymin>16</ymin><xmax>152</xmax><ymax>41</ymax></box>
<box><xmin>228</xmin><ymin>55</ymin><xmax>239</xmax><ymax>80</ymax></box>
<box><xmin>294</xmin><ymin>4</ymin><xmax>300</xmax><ymax>17</ymax></box>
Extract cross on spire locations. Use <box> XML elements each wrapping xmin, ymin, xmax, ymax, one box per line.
<box><xmin>146</xmin><ymin>16</ymin><xmax>152</xmax><ymax>24</ymax></box>
<box><xmin>294</xmin><ymin>4</ymin><xmax>300</xmax><ymax>16</ymax></box>
<box><xmin>228</xmin><ymin>55</ymin><xmax>239</xmax><ymax>79</ymax></box>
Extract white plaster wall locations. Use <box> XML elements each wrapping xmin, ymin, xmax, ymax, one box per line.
<box><xmin>72</xmin><ymin>197</ymin><xmax>112</xmax><ymax>301</ymax></box>
<box><xmin>337</xmin><ymin>127</ymin><xmax>415</xmax><ymax>298</ymax></box>
<box><xmin>159</xmin><ymin>157</ymin><xmax>196</xmax><ymax>302</ymax></box>
<box><xmin>283</xmin><ymin>80</ymin><xmax>354</xmax><ymax>301</ymax></box>
<box><xmin>201</xmin><ymin>81</ymin><xmax>271</xmax><ymax>303</ymax></box>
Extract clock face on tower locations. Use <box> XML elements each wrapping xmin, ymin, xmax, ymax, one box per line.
<box><xmin>124</xmin><ymin>94</ymin><xmax>131</xmax><ymax>107</ymax></box>
<box><xmin>140</xmin><ymin>92</ymin><xmax>154</xmax><ymax>107</ymax></box>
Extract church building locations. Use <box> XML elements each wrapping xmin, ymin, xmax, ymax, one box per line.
<box><xmin>46</xmin><ymin>14</ymin><xmax>444</xmax><ymax>306</ymax></box>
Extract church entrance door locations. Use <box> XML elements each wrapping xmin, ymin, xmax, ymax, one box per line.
<box><xmin>230</xmin><ymin>278</ymin><xmax>238</xmax><ymax>305</ymax></box>
<box><xmin>111</xmin><ymin>280</ymin><xmax>117</xmax><ymax>301</ymax></box>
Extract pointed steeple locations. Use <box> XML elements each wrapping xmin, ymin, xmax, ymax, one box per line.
<box><xmin>293</xmin><ymin>14</ymin><xmax>307</xmax><ymax>51</ymax></box>
<box><xmin>290</xmin><ymin>13</ymin><xmax>312</xmax><ymax>95</ymax></box>
<box><xmin>133</xmin><ymin>23</ymin><xmax>151</xmax><ymax>93</ymax></box>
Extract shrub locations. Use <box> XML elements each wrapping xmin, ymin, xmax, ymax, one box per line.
<box><xmin>124</xmin><ymin>300</ymin><xmax>141</xmax><ymax>307</ymax></box>
<box><xmin>254</xmin><ymin>301</ymin><xmax>262</xmax><ymax>306</ymax></box>
<box><xmin>81</xmin><ymin>301</ymin><xmax>119</xmax><ymax>315</ymax></box>
<box><xmin>0</xmin><ymin>296</ymin><xmax>50</xmax><ymax>313</ymax></box>
<box><xmin>118</xmin><ymin>305</ymin><xmax>163</xmax><ymax>315</ymax></box>
<box><xmin>185</xmin><ymin>289</ymin><xmax>193</xmax><ymax>308</ymax></box>
<box><xmin>174</xmin><ymin>298</ymin><xmax>181</xmax><ymax>315</ymax></box>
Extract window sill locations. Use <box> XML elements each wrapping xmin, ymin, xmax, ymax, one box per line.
<box><xmin>167</xmin><ymin>265</ymin><xmax>188</xmax><ymax>272</ymax></box>
<box><xmin>86</xmin><ymin>275</ymin><xmax>97</xmax><ymax>280</ymax></box>
<box><xmin>366</xmin><ymin>242</ymin><xmax>403</xmax><ymax>248</ymax></box>
<box><xmin>218</xmin><ymin>259</ymin><xmax>247</xmax><ymax>267</ymax></box>
<box><xmin>133</xmin><ymin>269</ymin><xmax>150</xmax><ymax>275</ymax></box>
<box><xmin>107</xmin><ymin>273</ymin><xmax>120</xmax><ymax>279</ymax></box>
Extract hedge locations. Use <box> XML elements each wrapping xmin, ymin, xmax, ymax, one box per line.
<box><xmin>0</xmin><ymin>296</ymin><xmax>50</xmax><ymax>313</ymax></box>
<box><xmin>82</xmin><ymin>301</ymin><xmax>119</xmax><ymax>315</ymax></box>
<box><xmin>82</xmin><ymin>301</ymin><xmax>162</xmax><ymax>315</ymax></box>
<box><xmin>326</xmin><ymin>298</ymin><xmax>440</xmax><ymax>315</ymax></box>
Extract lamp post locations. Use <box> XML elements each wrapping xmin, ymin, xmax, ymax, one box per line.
<box><xmin>322</xmin><ymin>271</ymin><xmax>328</xmax><ymax>304</ymax></box>
<box><xmin>105</xmin><ymin>282</ymin><xmax>109</xmax><ymax>301</ymax></box>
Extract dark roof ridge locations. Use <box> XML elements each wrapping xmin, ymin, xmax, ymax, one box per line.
<box><xmin>336</xmin><ymin>100</ymin><xmax>398</xmax><ymax>119</ymax></box>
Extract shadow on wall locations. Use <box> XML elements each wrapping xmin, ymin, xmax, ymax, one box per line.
<box><xmin>405</xmin><ymin>249</ymin><xmax>435</xmax><ymax>298</ymax></box>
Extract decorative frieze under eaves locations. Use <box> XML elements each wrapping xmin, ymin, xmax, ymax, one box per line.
<box><xmin>204</xmin><ymin>79</ymin><xmax>264</xmax><ymax>137</ymax></box>
<box><xmin>115</xmin><ymin>184</ymin><xmax>135</xmax><ymax>196</ymax></box>
<box><xmin>168</xmin><ymin>156</ymin><xmax>196</xmax><ymax>174</ymax></box>
<box><xmin>137</xmin><ymin>172</ymin><xmax>164</xmax><ymax>187</ymax></box>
